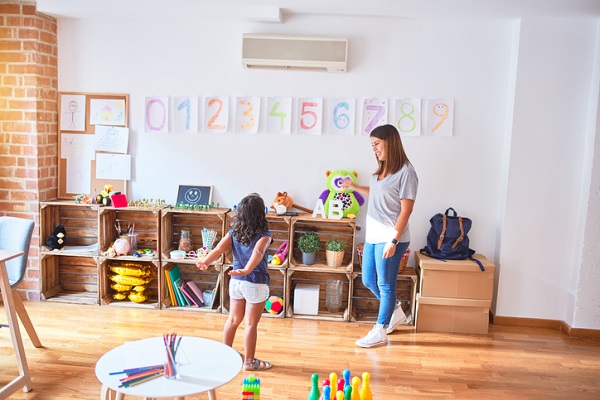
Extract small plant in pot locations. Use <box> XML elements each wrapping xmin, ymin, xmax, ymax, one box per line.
<box><xmin>298</xmin><ymin>231</ymin><xmax>321</xmax><ymax>265</ymax></box>
<box><xmin>325</xmin><ymin>238</ymin><xmax>346</xmax><ymax>268</ymax></box>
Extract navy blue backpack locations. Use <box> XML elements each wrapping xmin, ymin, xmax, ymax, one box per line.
<box><xmin>420</xmin><ymin>207</ymin><xmax>485</xmax><ymax>271</ymax></box>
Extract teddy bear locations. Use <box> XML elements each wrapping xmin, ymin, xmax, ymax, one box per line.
<box><xmin>319</xmin><ymin>170</ymin><xmax>365</xmax><ymax>218</ymax></box>
<box><xmin>46</xmin><ymin>224</ymin><xmax>66</xmax><ymax>250</ymax></box>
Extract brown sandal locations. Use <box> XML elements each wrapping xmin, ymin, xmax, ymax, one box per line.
<box><xmin>244</xmin><ymin>358</ymin><xmax>272</xmax><ymax>371</ymax></box>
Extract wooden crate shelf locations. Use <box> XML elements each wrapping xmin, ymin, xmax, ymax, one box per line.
<box><xmin>263</xmin><ymin>266</ymin><xmax>287</xmax><ymax>318</ymax></box>
<box><xmin>100</xmin><ymin>259</ymin><xmax>160</xmax><ymax>309</ymax></box>
<box><xmin>40</xmin><ymin>253</ymin><xmax>100</xmax><ymax>305</ymax></box>
<box><xmin>99</xmin><ymin>206</ymin><xmax>164</xmax><ymax>261</ymax></box>
<box><xmin>161</xmin><ymin>262</ymin><xmax>223</xmax><ymax>313</ymax></box>
<box><xmin>350</xmin><ymin>267</ymin><xmax>417</xmax><ymax>324</ymax></box>
<box><xmin>161</xmin><ymin>207</ymin><xmax>230</xmax><ymax>262</ymax></box>
<box><xmin>285</xmin><ymin>269</ymin><xmax>352</xmax><ymax>322</ymax></box>
<box><xmin>40</xmin><ymin>201</ymin><xmax>100</xmax><ymax>256</ymax></box>
<box><xmin>289</xmin><ymin>215</ymin><xmax>357</xmax><ymax>273</ymax></box>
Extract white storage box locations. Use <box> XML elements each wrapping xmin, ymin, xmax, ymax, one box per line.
<box><xmin>293</xmin><ymin>283</ymin><xmax>320</xmax><ymax>315</ymax></box>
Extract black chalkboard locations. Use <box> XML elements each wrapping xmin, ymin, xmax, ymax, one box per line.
<box><xmin>176</xmin><ymin>185</ymin><xmax>213</xmax><ymax>205</ymax></box>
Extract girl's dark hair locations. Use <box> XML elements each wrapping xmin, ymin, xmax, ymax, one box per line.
<box><xmin>370</xmin><ymin>124</ymin><xmax>411</xmax><ymax>176</ymax></box>
<box><xmin>231</xmin><ymin>193</ymin><xmax>269</xmax><ymax>246</ymax></box>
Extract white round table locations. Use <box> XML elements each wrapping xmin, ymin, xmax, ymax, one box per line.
<box><xmin>95</xmin><ymin>336</ymin><xmax>242</xmax><ymax>400</ymax></box>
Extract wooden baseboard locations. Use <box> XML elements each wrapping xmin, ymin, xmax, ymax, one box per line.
<box><xmin>491</xmin><ymin>312</ymin><xmax>600</xmax><ymax>340</ymax></box>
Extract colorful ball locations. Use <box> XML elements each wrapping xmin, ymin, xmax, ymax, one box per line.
<box><xmin>265</xmin><ymin>295</ymin><xmax>283</xmax><ymax>315</ymax></box>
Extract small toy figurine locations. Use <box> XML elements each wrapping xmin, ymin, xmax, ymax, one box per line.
<box><xmin>96</xmin><ymin>184</ymin><xmax>114</xmax><ymax>206</ymax></box>
<box><xmin>46</xmin><ymin>224</ymin><xmax>66</xmax><ymax>250</ymax></box>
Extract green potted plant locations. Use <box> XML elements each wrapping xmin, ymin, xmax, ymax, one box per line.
<box><xmin>325</xmin><ymin>238</ymin><xmax>346</xmax><ymax>268</ymax></box>
<box><xmin>298</xmin><ymin>231</ymin><xmax>321</xmax><ymax>265</ymax></box>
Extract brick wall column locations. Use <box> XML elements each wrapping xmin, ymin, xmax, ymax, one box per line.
<box><xmin>0</xmin><ymin>0</ymin><xmax>58</xmax><ymax>300</ymax></box>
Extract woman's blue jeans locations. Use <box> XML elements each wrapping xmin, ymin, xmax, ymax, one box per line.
<box><xmin>361</xmin><ymin>241</ymin><xmax>409</xmax><ymax>326</ymax></box>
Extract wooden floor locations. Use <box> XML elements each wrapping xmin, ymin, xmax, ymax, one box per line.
<box><xmin>1</xmin><ymin>301</ymin><xmax>600</xmax><ymax>399</ymax></box>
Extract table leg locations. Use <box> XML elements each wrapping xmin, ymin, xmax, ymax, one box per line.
<box><xmin>0</xmin><ymin>260</ymin><xmax>32</xmax><ymax>395</ymax></box>
<box><xmin>207</xmin><ymin>389</ymin><xmax>216</xmax><ymax>400</ymax></box>
<box><xmin>100</xmin><ymin>385</ymin><xmax>126</xmax><ymax>400</ymax></box>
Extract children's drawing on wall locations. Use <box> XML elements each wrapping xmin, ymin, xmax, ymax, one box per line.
<box><xmin>394</xmin><ymin>98</ymin><xmax>422</xmax><ymax>137</ymax></box>
<box><xmin>361</xmin><ymin>98</ymin><xmax>388</xmax><ymax>135</ymax></box>
<box><xmin>425</xmin><ymin>98</ymin><xmax>454</xmax><ymax>136</ymax></box>
<box><xmin>173</xmin><ymin>96</ymin><xmax>199</xmax><ymax>133</ymax></box>
<box><xmin>60</xmin><ymin>133</ymin><xmax>95</xmax><ymax>194</ymax></box>
<box><xmin>145</xmin><ymin>97</ymin><xmax>169</xmax><ymax>133</ymax></box>
<box><xmin>204</xmin><ymin>96</ymin><xmax>229</xmax><ymax>133</ymax></box>
<box><xmin>235</xmin><ymin>96</ymin><xmax>261</xmax><ymax>134</ymax></box>
<box><xmin>90</xmin><ymin>98</ymin><xmax>126</xmax><ymax>126</ymax></box>
<box><xmin>297</xmin><ymin>97</ymin><xmax>323</xmax><ymax>135</ymax></box>
<box><xmin>94</xmin><ymin>125</ymin><xmax>129</xmax><ymax>154</ymax></box>
<box><xmin>60</xmin><ymin>94</ymin><xmax>86</xmax><ymax>131</ymax></box>
<box><xmin>96</xmin><ymin>153</ymin><xmax>132</xmax><ymax>180</ymax></box>
<box><xmin>328</xmin><ymin>98</ymin><xmax>356</xmax><ymax>135</ymax></box>
<box><xmin>266</xmin><ymin>96</ymin><xmax>292</xmax><ymax>134</ymax></box>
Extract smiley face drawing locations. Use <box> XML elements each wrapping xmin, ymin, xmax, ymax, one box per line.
<box><xmin>184</xmin><ymin>188</ymin><xmax>202</xmax><ymax>204</ymax></box>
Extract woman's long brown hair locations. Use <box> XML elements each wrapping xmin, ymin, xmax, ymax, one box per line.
<box><xmin>370</xmin><ymin>124</ymin><xmax>411</xmax><ymax>177</ymax></box>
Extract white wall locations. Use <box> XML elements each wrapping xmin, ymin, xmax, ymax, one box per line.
<box><xmin>51</xmin><ymin>6</ymin><xmax>600</xmax><ymax>328</ymax></box>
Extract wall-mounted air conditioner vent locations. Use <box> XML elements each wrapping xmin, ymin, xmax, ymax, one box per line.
<box><xmin>242</xmin><ymin>34</ymin><xmax>348</xmax><ymax>73</ymax></box>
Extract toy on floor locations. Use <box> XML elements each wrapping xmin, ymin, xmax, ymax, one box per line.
<box><xmin>307</xmin><ymin>369</ymin><xmax>372</xmax><ymax>400</ymax></box>
<box><xmin>265</xmin><ymin>296</ymin><xmax>283</xmax><ymax>315</ymax></box>
<box><xmin>271</xmin><ymin>191</ymin><xmax>313</xmax><ymax>215</ymax></box>
<box><xmin>242</xmin><ymin>374</ymin><xmax>260</xmax><ymax>399</ymax></box>
<box><xmin>319</xmin><ymin>170</ymin><xmax>365</xmax><ymax>219</ymax></box>
<box><xmin>46</xmin><ymin>224</ymin><xmax>66</xmax><ymax>250</ymax></box>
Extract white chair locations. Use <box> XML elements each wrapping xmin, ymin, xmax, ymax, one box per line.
<box><xmin>0</xmin><ymin>216</ymin><xmax>42</xmax><ymax>348</ymax></box>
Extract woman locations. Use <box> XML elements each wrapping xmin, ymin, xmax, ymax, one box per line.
<box><xmin>343</xmin><ymin>124</ymin><xmax>418</xmax><ymax>348</ymax></box>
<box><xmin>196</xmin><ymin>193</ymin><xmax>273</xmax><ymax>369</ymax></box>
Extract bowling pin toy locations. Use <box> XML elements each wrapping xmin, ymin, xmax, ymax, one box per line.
<box><xmin>323</xmin><ymin>385</ymin><xmax>331</xmax><ymax>400</ymax></box>
<box><xmin>343</xmin><ymin>370</ymin><xmax>351</xmax><ymax>390</ymax></box>
<box><xmin>330</xmin><ymin>372</ymin><xmax>337</xmax><ymax>395</ymax></box>
<box><xmin>336</xmin><ymin>391</ymin><xmax>345</xmax><ymax>400</ymax></box>
<box><xmin>351</xmin><ymin>377</ymin><xmax>361</xmax><ymax>400</ymax></box>
<box><xmin>344</xmin><ymin>385</ymin><xmax>352</xmax><ymax>400</ymax></box>
<box><xmin>308</xmin><ymin>373</ymin><xmax>320</xmax><ymax>400</ymax></box>
<box><xmin>360</xmin><ymin>372</ymin><xmax>373</xmax><ymax>400</ymax></box>
<box><xmin>338</xmin><ymin>378</ymin><xmax>345</xmax><ymax>392</ymax></box>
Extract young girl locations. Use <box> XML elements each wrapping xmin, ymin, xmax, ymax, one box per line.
<box><xmin>343</xmin><ymin>124</ymin><xmax>418</xmax><ymax>348</ymax></box>
<box><xmin>196</xmin><ymin>193</ymin><xmax>273</xmax><ymax>370</ymax></box>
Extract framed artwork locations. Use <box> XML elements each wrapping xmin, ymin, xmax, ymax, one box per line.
<box><xmin>176</xmin><ymin>185</ymin><xmax>213</xmax><ymax>205</ymax></box>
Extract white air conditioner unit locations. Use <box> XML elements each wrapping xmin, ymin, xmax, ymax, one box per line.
<box><xmin>242</xmin><ymin>34</ymin><xmax>348</xmax><ymax>73</ymax></box>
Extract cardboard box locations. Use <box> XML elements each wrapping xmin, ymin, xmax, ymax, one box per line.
<box><xmin>293</xmin><ymin>283</ymin><xmax>320</xmax><ymax>315</ymax></box>
<box><xmin>416</xmin><ymin>294</ymin><xmax>490</xmax><ymax>334</ymax></box>
<box><xmin>415</xmin><ymin>252</ymin><xmax>495</xmax><ymax>300</ymax></box>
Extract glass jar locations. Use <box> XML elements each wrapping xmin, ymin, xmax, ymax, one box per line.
<box><xmin>178</xmin><ymin>229</ymin><xmax>192</xmax><ymax>252</ymax></box>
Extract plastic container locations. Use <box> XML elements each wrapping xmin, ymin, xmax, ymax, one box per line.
<box><xmin>326</xmin><ymin>280</ymin><xmax>343</xmax><ymax>313</ymax></box>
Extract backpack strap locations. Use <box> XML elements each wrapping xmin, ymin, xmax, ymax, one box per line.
<box><xmin>437</xmin><ymin>214</ymin><xmax>447</xmax><ymax>250</ymax></box>
<box><xmin>468</xmin><ymin>252</ymin><xmax>485</xmax><ymax>271</ymax></box>
<box><xmin>451</xmin><ymin>216</ymin><xmax>465</xmax><ymax>249</ymax></box>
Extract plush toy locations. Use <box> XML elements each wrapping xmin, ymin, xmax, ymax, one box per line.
<box><xmin>319</xmin><ymin>170</ymin><xmax>365</xmax><ymax>218</ymax></box>
<box><xmin>265</xmin><ymin>295</ymin><xmax>284</xmax><ymax>315</ymax></box>
<box><xmin>271</xmin><ymin>192</ymin><xmax>312</xmax><ymax>215</ymax></box>
<box><xmin>271</xmin><ymin>241</ymin><xmax>289</xmax><ymax>265</ymax></box>
<box><xmin>46</xmin><ymin>224</ymin><xmax>66</xmax><ymax>250</ymax></box>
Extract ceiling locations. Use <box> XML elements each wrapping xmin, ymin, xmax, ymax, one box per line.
<box><xmin>36</xmin><ymin>0</ymin><xmax>600</xmax><ymax>22</ymax></box>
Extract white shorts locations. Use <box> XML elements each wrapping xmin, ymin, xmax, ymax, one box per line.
<box><xmin>229</xmin><ymin>279</ymin><xmax>269</xmax><ymax>304</ymax></box>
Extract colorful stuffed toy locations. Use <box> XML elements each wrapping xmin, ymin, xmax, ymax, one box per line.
<box><xmin>319</xmin><ymin>170</ymin><xmax>365</xmax><ymax>218</ymax></box>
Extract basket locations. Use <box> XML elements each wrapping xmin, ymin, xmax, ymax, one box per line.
<box><xmin>326</xmin><ymin>250</ymin><xmax>345</xmax><ymax>268</ymax></box>
<box><xmin>399</xmin><ymin>248</ymin><xmax>410</xmax><ymax>273</ymax></box>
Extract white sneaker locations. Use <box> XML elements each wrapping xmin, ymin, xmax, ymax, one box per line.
<box><xmin>355</xmin><ymin>325</ymin><xmax>388</xmax><ymax>348</ymax></box>
<box><xmin>387</xmin><ymin>304</ymin><xmax>412</xmax><ymax>334</ymax></box>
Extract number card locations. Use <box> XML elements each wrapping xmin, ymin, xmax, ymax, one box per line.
<box><xmin>361</xmin><ymin>98</ymin><xmax>388</xmax><ymax>135</ymax></box>
<box><xmin>266</xmin><ymin>96</ymin><xmax>292</xmax><ymax>134</ymax></box>
<box><xmin>425</xmin><ymin>98</ymin><xmax>454</xmax><ymax>137</ymax></box>
<box><xmin>145</xmin><ymin>97</ymin><xmax>169</xmax><ymax>133</ymax></box>
<box><xmin>328</xmin><ymin>98</ymin><xmax>356</xmax><ymax>135</ymax></box>
<box><xmin>173</xmin><ymin>96</ymin><xmax>199</xmax><ymax>133</ymax></box>
<box><xmin>297</xmin><ymin>97</ymin><xmax>323</xmax><ymax>135</ymax></box>
<box><xmin>204</xmin><ymin>96</ymin><xmax>229</xmax><ymax>133</ymax></box>
<box><xmin>236</xmin><ymin>96</ymin><xmax>261</xmax><ymax>134</ymax></box>
<box><xmin>394</xmin><ymin>98</ymin><xmax>421</xmax><ymax>137</ymax></box>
